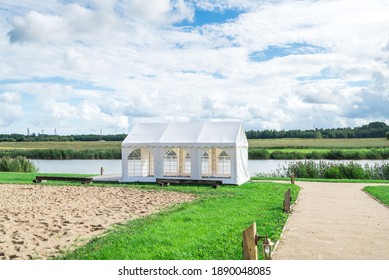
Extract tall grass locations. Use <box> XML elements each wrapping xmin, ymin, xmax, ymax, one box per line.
<box><xmin>248</xmin><ymin>148</ymin><xmax>389</xmax><ymax>160</ymax></box>
<box><xmin>280</xmin><ymin>161</ymin><xmax>389</xmax><ymax>180</ymax></box>
<box><xmin>0</xmin><ymin>156</ymin><xmax>38</xmax><ymax>172</ymax></box>
<box><xmin>0</xmin><ymin>149</ymin><xmax>121</xmax><ymax>160</ymax></box>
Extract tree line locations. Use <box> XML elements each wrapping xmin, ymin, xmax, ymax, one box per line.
<box><xmin>246</xmin><ymin>122</ymin><xmax>389</xmax><ymax>139</ymax></box>
<box><xmin>0</xmin><ymin>134</ymin><xmax>127</xmax><ymax>142</ymax></box>
<box><xmin>0</xmin><ymin>122</ymin><xmax>388</xmax><ymax>142</ymax></box>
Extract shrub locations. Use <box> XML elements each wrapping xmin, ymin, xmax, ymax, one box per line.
<box><xmin>248</xmin><ymin>149</ymin><xmax>270</xmax><ymax>159</ymax></box>
<box><xmin>325</xmin><ymin>150</ymin><xmax>345</xmax><ymax>159</ymax></box>
<box><xmin>0</xmin><ymin>156</ymin><xmax>38</xmax><ymax>172</ymax></box>
<box><xmin>324</xmin><ymin>166</ymin><xmax>342</xmax><ymax>179</ymax></box>
<box><xmin>283</xmin><ymin>160</ymin><xmax>388</xmax><ymax>180</ymax></box>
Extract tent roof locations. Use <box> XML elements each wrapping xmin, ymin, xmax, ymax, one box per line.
<box><xmin>122</xmin><ymin>121</ymin><xmax>248</xmax><ymax>148</ymax></box>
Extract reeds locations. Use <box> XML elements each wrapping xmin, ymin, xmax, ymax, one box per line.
<box><xmin>248</xmin><ymin>148</ymin><xmax>389</xmax><ymax>160</ymax></box>
<box><xmin>283</xmin><ymin>160</ymin><xmax>389</xmax><ymax>180</ymax></box>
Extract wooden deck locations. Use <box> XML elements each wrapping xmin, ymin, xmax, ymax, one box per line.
<box><xmin>33</xmin><ymin>176</ymin><xmax>93</xmax><ymax>184</ymax></box>
<box><xmin>156</xmin><ymin>178</ymin><xmax>223</xmax><ymax>188</ymax></box>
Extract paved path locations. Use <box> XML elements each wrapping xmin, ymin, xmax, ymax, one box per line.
<box><xmin>273</xmin><ymin>181</ymin><xmax>389</xmax><ymax>260</ymax></box>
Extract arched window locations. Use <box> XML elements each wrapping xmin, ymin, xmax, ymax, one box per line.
<box><xmin>184</xmin><ymin>152</ymin><xmax>191</xmax><ymax>177</ymax></box>
<box><xmin>128</xmin><ymin>148</ymin><xmax>154</xmax><ymax>177</ymax></box>
<box><xmin>163</xmin><ymin>149</ymin><xmax>178</xmax><ymax>176</ymax></box>
<box><xmin>128</xmin><ymin>149</ymin><xmax>141</xmax><ymax>176</ymax></box>
<box><xmin>202</xmin><ymin>148</ymin><xmax>231</xmax><ymax>178</ymax></box>
<box><xmin>163</xmin><ymin>148</ymin><xmax>191</xmax><ymax>177</ymax></box>
<box><xmin>217</xmin><ymin>150</ymin><xmax>231</xmax><ymax>178</ymax></box>
<box><xmin>201</xmin><ymin>151</ymin><xmax>211</xmax><ymax>177</ymax></box>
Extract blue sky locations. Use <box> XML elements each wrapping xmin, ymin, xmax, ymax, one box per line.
<box><xmin>0</xmin><ymin>0</ymin><xmax>389</xmax><ymax>134</ymax></box>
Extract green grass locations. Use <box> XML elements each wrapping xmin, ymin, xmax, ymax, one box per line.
<box><xmin>53</xmin><ymin>181</ymin><xmax>299</xmax><ymax>260</ymax></box>
<box><xmin>363</xmin><ymin>186</ymin><xmax>389</xmax><ymax>207</ymax></box>
<box><xmin>0</xmin><ymin>172</ymin><xmax>96</xmax><ymax>184</ymax></box>
<box><xmin>252</xmin><ymin>176</ymin><xmax>389</xmax><ymax>184</ymax></box>
<box><xmin>0</xmin><ymin>141</ymin><xmax>121</xmax><ymax>150</ymax></box>
<box><xmin>248</xmin><ymin>138</ymin><xmax>389</xmax><ymax>148</ymax></box>
<box><xmin>0</xmin><ymin>172</ymin><xmax>299</xmax><ymax>260</ymax></box>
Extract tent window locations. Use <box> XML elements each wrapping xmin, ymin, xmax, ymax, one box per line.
<box><xmin>128</xmin><ymin>148</ymin><xmax>154</xmax><ymax>177</ymax></box>
<box><xmin>217</xmin><ymin>150</ymin><xmax>231</xmax><ymax>178</ymax></box>
<box><xmin>163</xmin><ymin>148</ymin><xmax>191</xmax><ymax>177</ymax></box>
<box><xmin>184</xmin><ymin>152</ymin><xmax>191</xmax><ymax>177</ymax></box>
<box><xmin>163</xmin><ymin>149</ymin><xmax>178</xmax><ymax>176</ymax></box>
<box><xmin>201</xmin><ymin>152</ymin><xmax>211</xmax><ymax>177</ymax></box>
<box><xmin>202</xmin><ymin>149</ymin><xmax>231</xmax><ymax>178</ymax></box>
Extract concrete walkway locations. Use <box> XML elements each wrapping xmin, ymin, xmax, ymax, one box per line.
<box><xmin>274</xmin><ymin>181</ymin><xmax>389</xmax><ymax>260</ymax></box>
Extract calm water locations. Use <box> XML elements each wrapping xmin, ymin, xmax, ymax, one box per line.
<box><xmin>31</xmin><ymin>159</ymin><xmax>389</xmax><ymax>176</ymax></box>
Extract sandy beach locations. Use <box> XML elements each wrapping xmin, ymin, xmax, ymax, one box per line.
<box><xmin>0</xmin><ymin>184</ymin><xmax>196</xmax><ymax>260</ymax></box>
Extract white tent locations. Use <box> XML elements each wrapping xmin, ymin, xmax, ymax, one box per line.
<box><xmin>121</xmin><ymin>121</ymin><xmax>250</xmax><ymax>185</ymax></box>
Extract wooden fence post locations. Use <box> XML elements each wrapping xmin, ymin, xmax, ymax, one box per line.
<box><xmin>242</xmin><ymin>223</ymin><xmax>258</xmax><ymax>260</ymax></box>
<box><xmin>283</xmin><ymin>188</ymin><xmax>291</xmax><ymax>212</ymax></box>
<box><xmin>100</xmin><ymin>167</ymin><xmax>104</xmax><ymax>175</ymax></box>
<box><xmin>290</xmin><ymin>173</ymin><xmax>295</xmax><ymax>185</ymax></box>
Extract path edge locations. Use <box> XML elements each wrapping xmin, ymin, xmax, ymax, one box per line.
<box><xmin>272</xmin><ymin>183</ymin><xmax>301</xmax><ymax>259</ymax></box>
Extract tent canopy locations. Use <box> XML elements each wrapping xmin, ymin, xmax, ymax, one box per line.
<box><xmin>122</xmin><ymin>121</ymin><xmax>248</xmax><ymax>148</ymax></box>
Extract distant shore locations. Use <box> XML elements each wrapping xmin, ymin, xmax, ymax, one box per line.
<box><xmin>0</xmin><ymin>138</ymin><xmax>388</xmax><ymax>160</ymax></box>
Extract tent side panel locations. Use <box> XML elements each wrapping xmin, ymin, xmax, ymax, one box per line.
<box><xmin>236</xmin><ymin>147</ymin><xmax>250</xmax><ymax>185</ymax></box>
<box><xmin>121</xmin><ymin>147</ymin><xmax>130</xmax><ymax>180</ymax></box>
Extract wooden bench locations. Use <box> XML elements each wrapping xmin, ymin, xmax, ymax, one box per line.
<box><xmin>156</xmin><ymin>178</ymin><xmax>223</xmax><ymax>188</ymax></box>
<box><xmin>33</xmin><ymin>176</ymin><xmax>93</xmax><ymax>184</ymax></box>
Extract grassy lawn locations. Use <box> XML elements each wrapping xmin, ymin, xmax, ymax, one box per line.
<box><xmin>54</xmin><ymin>181</ymin><xmax>298</xmax><ymax>260</ymax></box>
<box><xmin>0</xmin><ymin>172</ymin><xmax>96</xmax><ymax>184</ymax></box>
<box><xmin>0</xmin><ymin>173</ymin><xmax>299</xmax><ymax>260</ymax></box>
<box><xmin>363</xmin><ymin>186</ymin><xmax>389</xmax><ymax>207</ymax></box>
<box><xmin>0</xmin><ymin>172</ymin><xmax>299</xmax><ymax>260</ymax></box>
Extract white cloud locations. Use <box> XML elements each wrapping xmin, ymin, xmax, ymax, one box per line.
<box><xmin>347</xmin><ymin>71</ymin><xmax>389</xmax><ymax>119</ymax></box>
<box><xmin>122</xmin><ymin>0</ymin><xmax>194</xmax><ymax>25</ymax></box>
<box><xmin>8</xmin><ymin>11</ymin><xmax>68</xmax><ymax>43</ymax></box>
<box><xmin>1</xmin><ymin>0</ymin><xmax>389</xmax><ymax>133</ymax></box>
<box><xmin>0</xmin><ymin>92</ymin><xmax>23</xmax><ymax>126</ymax></box>
<box><xmin>191</xmin><ymin>0</ymin><xmax>260</xmax><ymax>11</ymax></box>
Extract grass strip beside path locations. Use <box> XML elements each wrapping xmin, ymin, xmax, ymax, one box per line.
<box><xmin>58</xmin><ymin>182</ymin><xmax>299</xmax><ymax>260</ymax></box>
<box><xmin>364</xmin><ymin>186</ymin><xmax>389</xmax><ymax>207</ymax></box>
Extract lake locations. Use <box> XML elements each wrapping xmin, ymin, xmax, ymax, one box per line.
<box><xmin>31</xmin><ymin>159</ymin><xmax>389</xmax><ymax>176</ymax></box>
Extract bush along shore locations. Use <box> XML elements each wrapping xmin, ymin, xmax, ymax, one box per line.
<box><xmin>277</xmin><ymin>160</ymin><xmax>389</xmax><ymax>180</ymax></box>
<box><xmin>249</xmin><ymin>148</ymin><xmax>389</xmax><ymax>160</ymax></box>
<box><xmin>0</xmin><ymin>156</ymin><xmax>38</xmax><ymax>172</ymax></box>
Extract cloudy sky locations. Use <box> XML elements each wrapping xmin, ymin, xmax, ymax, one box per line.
<box><xmin>1</xmin><ymin>0</ymin><xmax>389</xmax><ymax>135</ymax></box>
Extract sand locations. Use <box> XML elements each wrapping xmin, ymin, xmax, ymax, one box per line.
<box><xmin>274</xmin><ymin>182</ymin><xmax>389</xmax><ymax>260</ymax></box>
<box><xmin>0</xmin><ymin>184</ymin><xmax>196</xmax><ymax>260</ymax></box>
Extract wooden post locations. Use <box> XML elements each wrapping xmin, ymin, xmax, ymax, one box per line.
<box><xmin>100</xmin><ymin>167</ymin><xmax>104</xmax><ymax>175</ymax></box>
<box><xmin>283</xmin><ymin>188</ymin><xmax>291</xmax><ymax>212</ymax></box>
<box><xmin>242</xmin><ymin>223</ymin><xmax>258</xmax><ymax>260</ymax></box>
<box><xmin>290</xmin><ymin>173</ymin><xmax>295</xmax><ymax>184</ymax></box>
